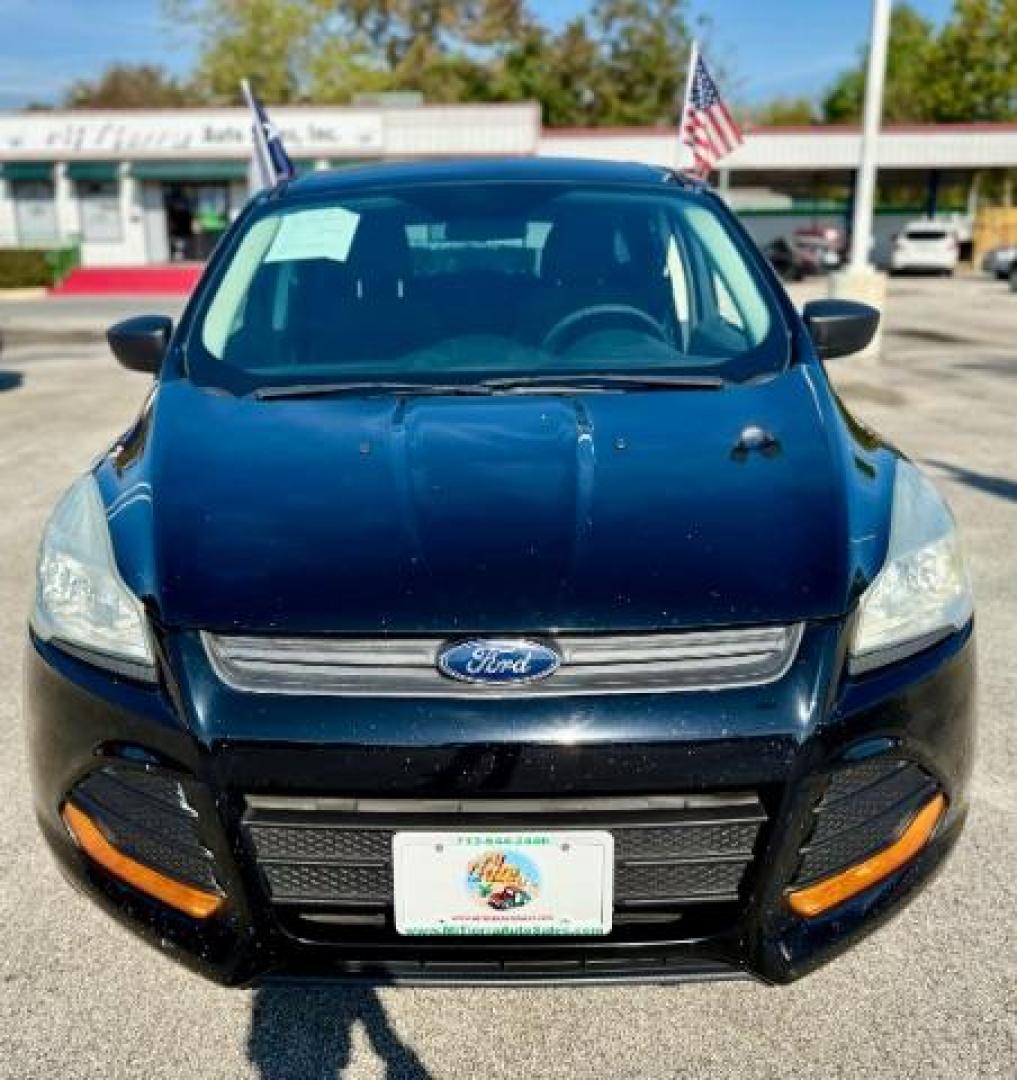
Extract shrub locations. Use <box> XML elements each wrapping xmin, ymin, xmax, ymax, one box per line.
<box><xmin>0</xmin><ymin>248</ymin><xmax>54</xmax><ymax>289</ymax></box>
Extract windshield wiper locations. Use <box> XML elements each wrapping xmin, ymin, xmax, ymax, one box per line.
<box><xmin>253</xmin><ymin>381</ymin><xmax>494</xmax><ymax>401</ymax></box>
<box><xmin>480</xmin><ymin>373</ymin><xmax>726</xmax><ymax>393</ymax></box>
<box><xmin>253</xmin><ymin>373</ymin><xmax>725</xmax><ymax>400</ymax></box>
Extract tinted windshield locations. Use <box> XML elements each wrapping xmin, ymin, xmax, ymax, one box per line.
<box><xmin>190</xmin><ymin>182</ymin><xmax>787</xmax><ymax>392</ymax></box>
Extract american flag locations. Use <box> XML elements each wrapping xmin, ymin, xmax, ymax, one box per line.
<box><xmin>241</xmin><ymin>79</ymin><xmax>296</xmax><ymax>191</ymax></box>
<box><xmin>680</xmin><ymin>47</ymin><xmax>744</xmax><ymax>177</ymax></box>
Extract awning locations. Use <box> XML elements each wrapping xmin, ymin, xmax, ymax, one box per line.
<box><xmin>66</xmin><ymin>161</ymin><xmax>119</xmax><ymax>182</ymax></box>
<box><xmin>1</xmin><ymin>161</ymin><xmax>54</xmax><ymax>182</ymax></box>
<box><xmin>129</xmin><ymin>160</ymin><xmax>248</xmax><ymax>182</ymax></box>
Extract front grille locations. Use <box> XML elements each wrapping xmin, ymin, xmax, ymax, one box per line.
<box><xmin>264</xmin><ymin>863</ymin><xmax>391</xmax><ymax>902</ymax></box>
<box><xmin>793</xmin><ymin>757</ymin><xmax>940</xmax><ymax>887</ymax></box>
<box><xmin>204</xmin><ymin>624</ymin><xmax>802</xmax><ymax>698</ymax></box>
<box><xmin>615</xmin><ymin>861</ymin><xmax>747</xmax><ymax>901</ymax></box>
<box><xmin>69</xmin><ymin>764</ymin><xmax>219</xmax><ymax>893</ymax></box>
<box><xmin>242</xmin><ymin>794</ymin><xmax>767</xmax><ymax>917</ymax></box>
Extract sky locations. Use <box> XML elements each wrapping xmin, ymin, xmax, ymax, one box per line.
<box><xmin>0</xmin><ymin>0</ymin><xmax>957</xmax><ymax>111</ymax></box>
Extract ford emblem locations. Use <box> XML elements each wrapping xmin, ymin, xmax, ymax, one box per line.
<box><xmin>437</xmin><ymin>638</ymin><xmax>561</xmax><ymax>686</ymax></box>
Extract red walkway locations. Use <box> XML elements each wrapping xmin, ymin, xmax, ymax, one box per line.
<box><xmin>52</xmin><ymin>264</ymin><xmax>203</xmax><ymax>296</ymax></box>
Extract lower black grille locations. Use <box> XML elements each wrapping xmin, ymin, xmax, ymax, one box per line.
<box><xmin>243</xmin><ymin>796</ymin><xmax>767</xmax><ymax>915</ymax></box>
<box><xmin>794</xmin><ymin>757</ymin><xmax>940</xmax><ymax>886</ymax></box>
<box><xmin>615</xmin><ymin>860</ymin><xmax>747</xmax><ymax>901</ymax></box>
<box><xmin>264</xmin><ymin>862</ymin><xmax>392</xmax><ymax>902</ymax></box>
<box><xmin>69</xmin><ymin>765</ymin><xmax>219</xmax><ymax>892</ymax></box>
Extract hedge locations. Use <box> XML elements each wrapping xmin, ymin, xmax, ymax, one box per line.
<box><xmin>0</xmin><ymin>246</ymin><xmax>79</xmax><ymax>288</ymax></box>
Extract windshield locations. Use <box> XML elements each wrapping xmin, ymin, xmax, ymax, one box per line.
<box><xmin>189</xmin><ymin>181</ymin><xmax>787</xmax><ymax>393</ymax></box>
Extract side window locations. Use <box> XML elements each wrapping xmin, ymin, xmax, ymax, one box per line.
<box><xmin>272</xmin><ymin>262</ymin><xmax>295</xmax><ymax>332</ymax></box>
<box><xmin>713</xmin><ymin>272</ymin><xmax>745</xmax><ymax>331</ymax></box>
<box><xmin>678</xmin><ymin>204</ymin><xmax>770</xmax><ymax>347</ymax></box>
<box><xmin>665</xmin><ymin>236</ymin><xmax>691</xmax><ymax>327</ymax></box>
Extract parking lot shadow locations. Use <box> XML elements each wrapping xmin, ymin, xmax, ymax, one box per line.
<box><xmin>247</xmin><ymin>984</ymin><xmax>431</xmax><ymax>1079</ymax></box>
<box><xmin>926</xmin><ymin>459</ymin><xmax>1017</xmax><ymax>505</ymax></box>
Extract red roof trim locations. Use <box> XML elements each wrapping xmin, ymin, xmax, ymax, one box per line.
<box><xmin>545</xmin><ymin>121</ymin><xmax>1017</xmax><ymax>138</ymax></box>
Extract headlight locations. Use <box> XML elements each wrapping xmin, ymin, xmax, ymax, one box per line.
<box><xmin>851</xmin><ymin>461</ymin><xmax>972</xmax><ymax>671</ymax></box>
<box><xmin>31</xmin><ymin>475</ymin><xmax>155</xmax><ymax>679</ymax></box>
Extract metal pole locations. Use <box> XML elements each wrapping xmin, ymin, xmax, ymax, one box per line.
<box><xmin>848</xmin><ymin>0</ymin><xmax>891</xmax><ymax>270</ymax></box>
<box><xmin>678</xmin><ymin>41</ymin><xmax>699</xmax><ymax>171</ymax></box>
<box><xmin>241</xmin><ymin>78</ymin><xmax>273</xmax><ymax>195</ymax></box>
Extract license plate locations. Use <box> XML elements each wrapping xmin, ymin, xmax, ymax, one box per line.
<box><xmin>392</xmin><ymin>831</ymin><xmax>614</xmax><ymax>936</ymax></box>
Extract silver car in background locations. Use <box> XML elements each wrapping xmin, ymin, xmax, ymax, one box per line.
<box><xmin>981</xmin><ymin>244</ymin><xmax>1017</xmax><ymax>280</ymax></box>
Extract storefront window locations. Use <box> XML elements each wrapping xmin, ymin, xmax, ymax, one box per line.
<box><xmin>77</xmin><ymin>180</ymin><xmax>122</xmax><ymax>243</ymax></box>
<box><xmin>12</xmin><ymin>180</ymin><xmax>58</xmax><ymax>245</ymax></box>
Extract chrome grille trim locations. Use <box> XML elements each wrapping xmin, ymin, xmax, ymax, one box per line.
<box><xmin>244</xmin><ymin>793</ymin><xmax>763</xmax><ymax>814</ymax></box>
<box><xmin>203</xmin><ymin>623</ymin><xmax>802</xmax><ymax>698</ymax></box>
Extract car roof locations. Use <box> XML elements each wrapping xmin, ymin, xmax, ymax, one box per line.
<box><xmin>276</xmin><ymin>156</ymin><xmax>700</xmax><ymax>201</ymax></box>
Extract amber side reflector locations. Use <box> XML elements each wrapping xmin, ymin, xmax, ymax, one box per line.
<box><xmin>62</xmin><ymin>801</ymin><xmax>224</xmax><ymax>920</ymax></box>
<box><xmin>787</xmin><ymin>792</ymin><xmax>947</xmax><ymax>919</ymax></box>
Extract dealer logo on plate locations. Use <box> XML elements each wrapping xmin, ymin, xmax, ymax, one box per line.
<box><xmin>466</xmin><ymin>849</ymin><xmax>539</xmax><ymax>911</ymax></box>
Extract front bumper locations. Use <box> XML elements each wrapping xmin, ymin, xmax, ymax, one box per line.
<box><xmin>26</xmin><ymin>619</ymin><xmax>975</xmax><ymax>986</ymax></box>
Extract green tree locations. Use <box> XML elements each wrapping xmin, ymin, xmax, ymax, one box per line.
<box><xmin>753</xmin><ymin>97</ymin><xmax>816</xmax><ymax>126</ymax></box>
<box><xmin>494</xmin><ymin>20</ymin><xmax>603</xmax><ymax>125</ymax></box>
<box><xmin>823</xmin><ymin>3</ymin><xmax>937</xmax><ymax>122</ymax></box>
<box><xmin>305</xmin><ymin>39</ymin><xmax>393</xmax><ymax>104</ymax></box>
<box><xmin>168</xmin><ymin>0</ymin><xmax>537</xmax><ymax>105</ymax></box>
<box><xmin>166</xmin><ymin>0</ymin><xmax>319</xmax><ymax>103</ymax></box>
<box><xmin>165</xmin><ymin>0</ymin><xmax>700</xmax><ymax>124</ymax></box>
<box><xmin>822</xmin><ymin>0</ymin><xmax>1015</xmax><ymax>123</ymax></box>
<box><xmin>926</xmin><ymin>0</ymin><xmax>1016</xmax><ymax>121</ymax></box>
<box><xmin>545</xmin><ymin>19</ymin><xmax>605</xmax><ymax>125</ymax></box>
<box><xmin>63</xmin><ymin>64</ymin><xmax>197</xmax><ymax>108</ymax></box>
<box><xmin>591</xmin><ymin>0</ymin><xmax>694</xmax><ymax>125</ymax></box>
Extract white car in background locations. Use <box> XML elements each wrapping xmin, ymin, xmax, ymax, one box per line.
<box><xmin>890</xmin><ymin>221</ymin><xmax>960</xmax><ymax>275</ymax></box>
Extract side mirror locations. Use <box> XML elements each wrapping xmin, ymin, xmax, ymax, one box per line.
<box><xmin>802</xmin><ymin>299</ymin><xmax>880</xmax><ymax>360</ymax></box>
<box><xmin>107</xmin><ymin>316</ymin><xmax>173</xmax><ymax>374</ymax></box>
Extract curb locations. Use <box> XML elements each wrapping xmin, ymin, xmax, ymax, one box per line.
<box><xmin>0</xmin><ymin>287</ymin><xmax>50</xmax><ymax>301</ymax></box>
<box><xmin>0</xmin><ymin>326</ymin><xmax>107</xmax><ymax>348</ymax></box>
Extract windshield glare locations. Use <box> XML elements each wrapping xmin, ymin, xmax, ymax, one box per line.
<box><xmin>192</xmin><ymin>182</ymin><xmax>786</xmax><ymax>392</ymax></box>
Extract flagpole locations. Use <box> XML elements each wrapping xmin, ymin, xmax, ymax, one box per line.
<box><xmin>241</xmin><ymin>78</ymin><xmax>273</xmax><ymax>193</ymax></box>
<box><xmin>847</xmin><ymin>0</ymin><xmax>890</xmax><ymax>270</ymax></box>
<box><xmin>678</xmin><ymin>40</ymin><xmax>699</xmax><ymax>172</ymax></box>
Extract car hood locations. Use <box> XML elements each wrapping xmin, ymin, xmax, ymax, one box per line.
<box><xmin>103</xmin><ymin>369</ymin><xmax>889</xmax><ymax>635</ymax></box>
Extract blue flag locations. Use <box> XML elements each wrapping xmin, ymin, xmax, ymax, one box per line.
<box><xmin>241</xmin><ymin>79</ymin><xmax>295</xmax><ymax>191</ymax></box>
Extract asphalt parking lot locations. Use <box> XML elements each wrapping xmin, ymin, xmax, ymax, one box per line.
<box><xmin>0</xmin><ymin>276</ymin><xmax>1014</xmax><ymax>1079</ymax></box>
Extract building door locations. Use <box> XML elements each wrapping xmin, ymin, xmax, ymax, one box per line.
<box><xmin>164</xmin><ymin>183</ymin><xmax>229</xmax><ymax>261</ymax></box>
<box><xmin>77</xmin><ymin>180</ymin><xmax>122</xmax><ymax>243</ymax></box>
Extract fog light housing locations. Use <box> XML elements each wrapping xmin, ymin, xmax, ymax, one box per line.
<box><xmin>787</xmin><ymin>793</ymin><xmax>946</xmax><ymax>918</ymax></box>
<box><xmin>63</xmin><ymin>802</ymin><xmax>225</xmax><ymax>919</ymax></box>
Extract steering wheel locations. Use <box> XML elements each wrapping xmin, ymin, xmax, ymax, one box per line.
<box><xmin>541</xmin><ymin>304</ymin><xmax>668</xmax><ymax>354</ymax></box>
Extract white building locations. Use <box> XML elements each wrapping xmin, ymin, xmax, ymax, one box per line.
<box><xmin>0</xmin><ymin>103</ymin><xmax>1013</xmax><ymax>267</ymax></box>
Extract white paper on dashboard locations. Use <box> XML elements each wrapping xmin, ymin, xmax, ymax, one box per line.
<box><xmin>264</xmin><ymin>207</ymin><xmax>360</xmax><ymax>264</ymax></box>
